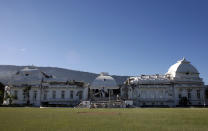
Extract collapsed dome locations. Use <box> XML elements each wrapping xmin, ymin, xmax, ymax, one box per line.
<box><xmin>10</xmin><ymin>66</ymin><xmax>53</xmax><ymax>85</ymax></box>
<box><xmin>90</xmin><ymin>72</ymin><xmax>119</xmax><ymax>90</ymax></box>
<box><xmin>166</xmin><ymin>58</ymin><xmax>199</xmax><ymax>78</ymax></box>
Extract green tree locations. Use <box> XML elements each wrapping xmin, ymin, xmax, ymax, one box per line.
<box><xmin>0</xmin><ymin>83</ymin><xmax>5</xmax><ymax>104</ymax></box>
<box><xmin>4</xmin><ymin>93</ymin><xmax>16</xmax><ymax>105</ymax></box>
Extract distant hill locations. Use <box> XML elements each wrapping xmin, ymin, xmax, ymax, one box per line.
<box><xmin>0</xmin><ymin>65</ymin><xmax>129</xmax><ymax>85</ymax></box>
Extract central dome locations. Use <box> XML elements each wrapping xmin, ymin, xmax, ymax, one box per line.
<box><xmin>166</xmin><ymin>58</ymin><xmax>199</xmax><ymax>78</ymax></box>
<box><xmin>90</xmin><ymin>72</ymin><xmax>118</xmax><ymax>90</ymax></box>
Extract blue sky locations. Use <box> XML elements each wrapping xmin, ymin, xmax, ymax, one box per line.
<box><xmin>0</xmin><ymin>0</ymin><xmax>208</xmax><ymax>83</ymax></box>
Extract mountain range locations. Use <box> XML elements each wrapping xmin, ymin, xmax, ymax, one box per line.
<box><xmin>0</xmin><ymin>65</ymin><xmax>129</xmax><ymax>86</ymax></box>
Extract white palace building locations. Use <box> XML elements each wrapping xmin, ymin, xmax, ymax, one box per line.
<box><xmin>122</xmin><ymin>58</ymin><xmax>206</xmax><ymax>107</ymax></box>
<box><xmin>2</xmin><ymin>58</ymin><xmax>208</xmax><ymax>107</ymax></box>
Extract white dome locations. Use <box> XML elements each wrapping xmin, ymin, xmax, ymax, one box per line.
<box><xmin>166</xmin><ymin>58</ymin><xmax>199</xmax><ymax>78</ymax></box>
<box><xmin>90</xmin><ymin>73</ymin><xmax>118</xmax><ymax>90</ymax></box>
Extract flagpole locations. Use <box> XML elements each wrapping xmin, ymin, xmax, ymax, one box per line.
<box><xmin>109</xmin><ymin>89</ymin><xmax>110</xmax><ymax>106</ymax></box>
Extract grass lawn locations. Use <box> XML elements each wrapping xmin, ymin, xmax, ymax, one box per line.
<box><xmin>0</xmin><ymin>107</ymin><xmax>208</xmax><ymax>131</ymax></box>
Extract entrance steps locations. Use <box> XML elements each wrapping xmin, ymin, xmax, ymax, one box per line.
<box><xmin>76</xmin><ymin>100</ymin><xmax>126</xmax><ymax>108</ymax></box>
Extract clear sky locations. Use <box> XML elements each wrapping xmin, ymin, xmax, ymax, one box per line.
<box><xmin>0</xmin><ymin>0</ymin><xmax>208</xmax><ymax>83</ymax></box>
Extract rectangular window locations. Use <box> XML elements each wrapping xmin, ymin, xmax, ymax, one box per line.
<box><xmin>178</xmin><ymin>94</ymin><xmax>181</xmax><ymax>99</ymax></box>
<box><xmin>197</xmin><ymin>90</ymin><xmax>200</xmax><ymax>99</ymax></box>
<box><xmin>23</xmin><ymin>90</ymin><xmax>26</xmax><ymax>101</ymax></box>
<box><xmin>61</xmin><ymin>90</ymin><xmax>65</xmax><ymax>99</ymax></box>
<box><xmin>43</xmin><ymin>91</ymin><xmax>47</xmax><ymax>100</ymax></box>
<box><xmin>206</xmin><ymin>90</ymin><xmax>208</xmax><ymax>99</ymax></box>
<box><xmin>33</xmin><ymin>91</ymin><xmax>37</xmax><ymax>101</ymax></box>
<box><xmin>70</xmin><ymin>90</ymin><xmax>73</xmax><ymax>99</ymax></box>
<box><xmin>14</xmin><ymin>90</ymin><xmax>18</xmax><ymax>100</ymax></box>
<box><xmin>78</xmin><ymin>91</ymin><xmax>83</xmax><ymax>100</ymax></box>
<box><xmin>52</xmin><ymin>91</ymin><xmax>56</xmax><ymax>99</ymax></box>
<box><xmin>188</xmin><ymin>91</ymin><xmax>191</xmax><ymax>99</ymax></box>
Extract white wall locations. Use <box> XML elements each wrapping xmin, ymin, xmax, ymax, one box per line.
<box><xmin>7</xmin><ymin>85</ymin><xmax>89</xmax><ymax>106</ymax></box>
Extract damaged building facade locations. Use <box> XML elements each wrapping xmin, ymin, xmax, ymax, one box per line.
<box><xmin>121</xmin><ymin>58</ymin><xmax>206</xmax><ymax>107</ymax></box>
<box><xmin>2</xmin><ymin>58</ymin><xmax>208</xmax><ymax>107</ymax></box>
<box><xmin>3</xmin><ymin>67</ymin><xmax>88</xmax><ymax>106</ymax></box>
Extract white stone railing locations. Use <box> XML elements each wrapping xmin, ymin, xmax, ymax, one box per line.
<box><xmin>42</xmin><ymin>98</ymin><xmax>79</xmax><ymax>102</ymax></box>
<box><xmin>136</xmin><ymin>98</ymin><xmax>174</xmax><ymax>102</ymax></box>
